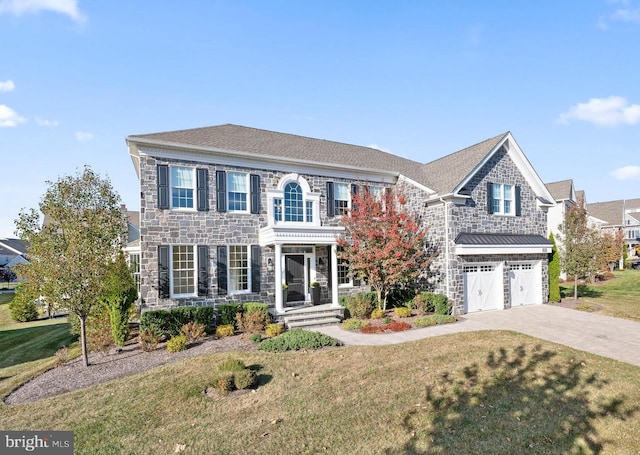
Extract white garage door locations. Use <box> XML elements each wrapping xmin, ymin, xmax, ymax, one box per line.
<box><xmin>508</xmin><ymin>262</ymin><xmax>541</xmax><ymax>306</ymax></box>
<box><xmin>463</xmin><ymin>264</ymin><xmax>503</xmax><ymax>313</ymax></box>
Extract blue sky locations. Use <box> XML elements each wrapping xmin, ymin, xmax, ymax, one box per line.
<box><xmin>1</xmin><ymin>0</ymin><xmax>639</xmax><ymax>238</ymax></box>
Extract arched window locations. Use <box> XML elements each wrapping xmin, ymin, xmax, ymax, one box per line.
<box><xmin>284</xmin><ymin>182</ymin><xmax>304</xmax><ymax>222</ymax></box>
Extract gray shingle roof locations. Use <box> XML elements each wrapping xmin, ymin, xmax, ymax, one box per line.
<box><xmin>545</xmin><ymin>179</ymin><xmax>574</xmax><ymax>202</ymax></box>
<box><xmin>129</xmin><ymin>124</ymin><xmax>508</xmax><ymax>194</ymax></box>
<box><xmin>421</xmin><ymin>133</ymin><xmax>507</xmax><ymax>194</ymax></box>
<box><xmin>587</xmin><ymin>200</ymin><xmax>624</xmax><ymax>226</ymax></box>
<box><xmin>455</xmin><ymin>233</ymin><xmax>552</xmax><ymax>246</ymax></box>
<box><xmin>0</xmin><ymin>238</ymin><xmax>28</xmax><ymax>256</ymax></box>
<box><xmin>626</xmin><ymin>198</ymin><xmax>640</xmax><ymax>211</ymax></box>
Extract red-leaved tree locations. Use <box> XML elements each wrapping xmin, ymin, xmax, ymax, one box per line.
<box><xmin>337</xmin><ymin>186</ymin><xmax>433</xmax><ymax>310</ymax></box>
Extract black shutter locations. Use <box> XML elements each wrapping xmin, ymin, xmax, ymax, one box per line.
<box><xmin>327</xmin><ymin>182</ymin><xmax>335</xmax><ymax>217</ymax></box>
<box><xmin>251</xmin><ymin>245</ymin><xmax>261</xmax><ymax>293</ymax></box>
<box><xmin>487</xmin><ymin>182</ymin><xmax>494</xmax><ymax>214</ymax></box>
<box><xmin>515</xmin><ymin>185</ymin><xmax>522</xmax><ymax>217</ymax></box>
<box><xmin>196</xmin><ymin>168</ymin><xmax>209</xmax><ymax>212</ymax></box>
<box><xmin>216</xmin><ymin>170</ymin><xmax>226</xmax><ymax>212</ymax></box>
<box><xmin>353</xmin><ymin>273</ymin><xmax>361</xmax><ymax>287</ymax></box>
<box><xmin>351</xmin><ymin>184</ymin><xmax>358</xmax><ymax>212</ymax></box>
<box><xmin>327</xmin><ymin>245</ymin><xmax>332</xmax><ymax>289</ymax></box>
<box><xmin>197</xmin><ymin>245</ymin><xmax>209</xmax><ymax>297</ymax></box>
<box><xmin>384</xmin><ymin>187</ymin><xmax>392</xmax><ymax>212</ymax></box>
<box><xmin>250</xmin><ymin>174</ymin><xmax>260</xmax><ymax>214</ymax></box>
<box><xmin>158</xmin><ymin>245</ymin><xmax>170</xmax><ymax>298</ymax></box>
<box><xmin>157</xmin><ymin>165</ymin><xmax>169</xmax><ymax>210</ymax></box>
<box><xmin>217</xmin><ymin>246</ymin><xmax>227</xmax><ymax>295</ymax></box>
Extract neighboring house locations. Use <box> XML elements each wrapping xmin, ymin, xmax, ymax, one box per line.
<box><xmin>544</xmin><ymin>179</ymin><xmax>581</xmax><ymax>278</ymax></box>
<box><xmin>0</xmin><ymin>238</ymin><xmax>29</xmax><ymax>280</ymax></box>
<box><xmin>121</xmin><ymin>206</ymin><xmax>141</xmax><ymax>293</ymax></box>
<box><xmin>126</xmin><ymin>124</ymin><xmax>554</xmax><ymax>317</ymax></box>
<box><xmin>587</xmin><ymin>199</ymin><xmax>640</xmax><ymax>262</ymax></box>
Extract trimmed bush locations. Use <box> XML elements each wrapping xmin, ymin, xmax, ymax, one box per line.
<box><xmin>343</xmin><ymin>292</ymin><xmax>376</xmax><ymax>319</ymax></box>
<box><xmin>258</xmin><ymin>329</ymin><xmax>340</xmax><ymax>352</ymax></box>
<box><xmin>233</xmin><ymin>369</ymin><xmax>257</xmax><ymax>390</ymax></box>
<box><xmin>242</xmin><ymin>302</ymin><xmax>269</xmax><ymax>317</ymax></box>
<box><xmin>139</xmin><ymin>310</ymin><xmax>170</xmax><ymax>338</ymax></box>
<box><xmin>211</xmin><ymin>371</ymin><xmax>235</xmax><ymax>394</ymax></box>
<box><xmin>387</xmin><ymin>288</ymin><xmax>417</xmax><ymax>308</ymax></box>
<box><xmin>432</xmin><ymin>294</ymin><xmax>451</xmax><ymax>315</ymax></box>
<box><xmin>413</xmin><ymin>314</ymin><xmax>456</xmax><ymax>327</ymax></box>
<box><xmin>217</xmin><ymin>303</ymin><xmax>242</xmax><ymax>326</ymax></box>
<box><xmin>370</xmin><ymin>309</ymin><xmax>385</xmax><ymax>319</ymax></box>
<box><xmin>265</xmin><ymin>323</ymin><xmax>283</xmax><ymax>338</ymax></box>
<box><xmin>166</xmin><ymin>334</ymin><xmax>188</xmax><ymax>353</ymax></box>
<box><xmin>139</xmin><ymin>329</ymin><xmax>160</xmax><ymax>352</ymax></box>
<box><xmin>140</xmin><ymin>306</ymin><xmax>216</xmax><ymax>339</ymax></box>
<box><xmin>219</xmin><ymin>358</ymin><xmax>247</xmax><ymax>372</ymax></box>
<box><xmin>412</xmin><ymin>292</ymin><xmax>435</xmax><ymax>315</ymax></box>
<box><xmin>211</xmin><ymin>358</ymin><xmax>256</xmax><ymax>394</ymax></box>
<box><xmin>193</xmin><ymin>306</ymin><xmax>215</xmax><ymax>330</ymax></box>
<box><xmin>216</xmin><ymin>324</ymin><xmax>235</xmax><ymax>337</ymax></box>
<box><xmin>360</xmin><ymin>324</ymin><xmax>386</xmax><ymax>334</ymax></box>
<box><xmin>387</xmin><ymin>320</ymin><xmax>411</xmax><ymax>332</ymax></box>
<box><xmin>393</xmin><ymin>307</ymin><xmax>412</xmax><ymax>318</ymax></box>
<box><xmin>341</xmin><ymin>318</ymin><xmax>369</xmax><ymax>330</ymax></box>
<box><xmin>180</xmin><ymin>321</ymin><xmax>206</xmax><ymax>345</ymax></box>
<box><xmin>236</xmin><ymin>311</ymin><xmax>268</xmax><ymax>333</ymax></box>
<box><xmin>250</xmin><ymin>333</ymin><xmax>262</xmax><ymax>343</ymax></box>
<box><xmin>9</xmin><ymin>294</ymin><xmax>39</xmax><ymax>322</ymax></box>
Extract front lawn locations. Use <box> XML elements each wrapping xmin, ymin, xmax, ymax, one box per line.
<box><xmin>2</xmin><ymin>331</ymin><xmax>640</xmax><ymax>454</ymax></box>
<box><xmin>559</xmin><ymin>269</ymin><xmax>640</xmax><ymax>321</ymax></box>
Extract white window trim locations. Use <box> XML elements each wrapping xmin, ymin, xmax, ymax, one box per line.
<box><xmin>170</xmin><ymin>166</ymin><xmax>197</xmax><ymax>211</ymax></box>
<box><xmin>169</xmin><ymin>244</ymin><xmax>198</xmax><ymax>299</ymax></box>
<box><xmin>228</xmin><ymin>244</ymin><xmax>252</xmax><ymax>295</ymax></box>
<box><xmin>492</xmin><ymin>183</ymin><xmax>515</xmax><ymax>216</ymax></box>
<box><xmin>267</xmin><ymin>173</ymin><xmax>321</xmax><ymax>227</ymax></box>
<box><xmin>333</xmin><ymin>182</ymin><xmax>351</xmax><ymax>218</ymax></box>
<box><xmin>227</xmin><ymin>171</ymin><xmax>250</xmax><ymax>214</ymax></box>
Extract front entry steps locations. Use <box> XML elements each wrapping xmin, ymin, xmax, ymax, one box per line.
<box><xmin>274</xmin><ymin>304</ymin><xmax>345</xmax><ymax>329</ymax></box>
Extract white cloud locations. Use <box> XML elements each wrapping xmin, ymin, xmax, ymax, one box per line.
<box><xmin>0</xmin><ymin>104</ymin><xmax>26</xmax><ymax>127</ymax></box>
<box><xmin>611</xmin><ymin>8</ymin><xmax>640</xmax><ymax>23</ymax></box>
<box><xmin>0</xmin><ymin>80</ymin><xmax>15</xmax><ymax>92</ymax></box>
<box><xmin>610</xmin><ymin>165</ymin><xmax>640</xmax><ymax>180</ymax></box>
<box><xmin>35</xmin><ymin>117</ymin><xmax>58</xmax><ymax>126</ymax></box>
<box><xmin>0</xmin><ymin>0</ymin><xmax>85</xmax><ymax>22</ymax></box>
<box><xmin>75</xmin><ymin>131</ymin><xmax>93</xmax><ymax>141</ymax></box>
<box><xmin>556</xmin><ymin>96</ymin><xmax>640</xmax><ymax>126</ymax></box>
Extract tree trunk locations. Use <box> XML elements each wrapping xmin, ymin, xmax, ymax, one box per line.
<box><xmin>376</xmin><ymin>288</ymin><xmax>383</xmax><ymax>311</ymax></box>
<box><xmin>573</xmin><ymin>276</ymin><xmax>578</xmax><ymax>301</ymax></box>
<box><xmin>79</xmin><ymin>315</ymin><xmax>90</xmax><ymax>367</ymax></box>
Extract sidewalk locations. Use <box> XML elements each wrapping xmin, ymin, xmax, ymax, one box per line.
<box><xmin>313</xmin><ymin>304</ymin><xmax>640</xmax><ymax>367</ymax></box>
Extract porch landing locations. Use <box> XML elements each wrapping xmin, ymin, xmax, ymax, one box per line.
<box><xmin>271</xmin><ymin>303</ymin><xmax>345</xmax><ymax>329</ymax></box>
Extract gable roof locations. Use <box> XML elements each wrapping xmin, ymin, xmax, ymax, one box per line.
<box><xmin>0</xmin><ymin>238</ymin><xmax>28</xmax><ymax>256</ymax></box>
<box><xmin>626</xmin><ymin>198</ymin><xmax>640</xmax><ymax>212</ymax></box>
<box><xmin>128</xmin><ymin>124</ymin><xmax>553</xmax><ymax>203</ymax></box>
<box><xmin>587</xmin><ymin>200</ymin><xmax>624</xmax><ymax>226</ymax></box>
<box><xmin>545</xmin><ymin>179</ymin><xmax>575</xmax><ymax>202</ymax></box>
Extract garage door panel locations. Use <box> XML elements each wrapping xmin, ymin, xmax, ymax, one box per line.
<box><xmin>509</xmin><ymin>262</ymin><xmax>541</xmax><ymax>306</ymax></box>
<box><xmin>464</xmin><ymin>264</ymin><xmax>503</xmax><ymax>313</ymax></box>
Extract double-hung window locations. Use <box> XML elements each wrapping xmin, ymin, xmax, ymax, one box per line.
<box><xmin>491</xmin><ymin>183</ymin><xmax>515</xmax><ymax>215</ymax></box>
<box><xmin>228</xmin><ymin>245</ymin><xmax>249</xmax><ymax>293</ymax></box>
<box><xmin>334</xmin><ymin>183</ymin><xmax>350</xmax><ymax>216</ymax></box>
<box><xmin>228</xmin><ymin>172</ymin><xmax>249</xmax><ymax>212</ymax></box>
<box><xmin>171</xmin><ymin>167</ymin><xmax>195</xmax><ymax>209</ymax></box>
<box><xmin>172</xmin><ymin>245</ymin><xmax>195</xmax><ymax>296</ymax></box>
<box><xmin>284</xmin><ymin>182</ymin><xmax>304</xmax><ymax>222</ymax></box>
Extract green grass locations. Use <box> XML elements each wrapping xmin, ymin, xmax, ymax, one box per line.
<box><xmin>560</xmin><ymin>270</ymin><xmax>640</xmax><ymax>321</ymax></box>
<box><xmin>1</xmin><ymin>331</ymin><xmax>640</xmax><ymax>454</ymax></box>
<box><xmin>0</xmin><ymin>292</ymin><xmax>78</xmax><ymax>399</ymax></box>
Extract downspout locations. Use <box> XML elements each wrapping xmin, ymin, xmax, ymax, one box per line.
<box><xmin>439</xmin><ymin>197</ymin><xmax>451</xmax><ymax>309</ymax></box>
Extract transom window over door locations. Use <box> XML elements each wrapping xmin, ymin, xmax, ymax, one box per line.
<box><xmin>284</xmin><ymin>182</ymin><xmax>304</xmax><ymax>222</ymax></box>
<box><xmin>228</xmin><ymin>172</ymin><xmax>248</xmax><ymax>212</ymax></box>
<box><xmin>171</xmin><ymin>167</ymin><xmax>195</xmax><ymax>209</ymax></box>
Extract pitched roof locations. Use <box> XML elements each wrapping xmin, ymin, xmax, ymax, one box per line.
<box><xmin>625</xmin><ymin>198</ymin><xmax>640</xmax><ymax>211</ymax></box>
<box><xmin>545</xmin><ymin>179</ymin><xmax>574</xmax><ymax>202</ymax></box>
<box><xmin>455</xmin><ymin>233</ymin><xmax>552</xmax><ymax>246</ymax></box>
<box><xmin>129</xmin><ymin>123</ymin><xmax>428</xmax><ymax>184</ymax></box>
<box><xmin>420</xmin><ymin>133</ymin><xmax>507</xmax><ymax>194</ymax></box>
<box><xmin>0</xmin><ymin>238</ymin><xmax>28</xmax><ymax>256</ymax></box>
<box><xmin>587</xmin><ymin>200</ymin><xmax>624</xmax><ymax>226</ymax></box>
<box><xmin>127</xmin><ymin>211</ymin><xmax>140</xmax><ymax>230</ymax></box>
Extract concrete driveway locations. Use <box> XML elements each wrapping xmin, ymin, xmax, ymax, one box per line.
<box><xmin>314</xmin><ymin>304</ymin><xmax>640</xmax><ymax>367</ymax></box>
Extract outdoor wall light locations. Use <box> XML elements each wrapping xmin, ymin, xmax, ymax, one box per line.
<box><xmin>267</xmin><ymin>258</ymin><xmax>274</xmax><ymax>271</ymax></box>
<box><xmin>317</xmin><ymin>257</ymin><xmax>324</xmax><ymax>267</ymax></box>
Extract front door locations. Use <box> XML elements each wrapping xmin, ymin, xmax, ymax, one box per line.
<box><xmin>285</xmin><ymin>255</ymin><xmax>305</xmax><ymax>302</ymax></box>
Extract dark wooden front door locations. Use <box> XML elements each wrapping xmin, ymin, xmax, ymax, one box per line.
<box><xmin>285</xmin><ymin>255</ymin><xmax>305</xmax><ymax>302</ymax></box>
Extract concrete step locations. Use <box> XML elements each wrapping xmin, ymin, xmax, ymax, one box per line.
<box><xmin>286</xmin><ymin>316</ymin><xmax>342</xmax><ymax>329</ymax></box>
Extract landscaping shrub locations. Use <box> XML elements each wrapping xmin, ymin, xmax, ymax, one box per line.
<box><xmin>139</xmin><ymin>329</ymin><xmax>160</xmax><ymax>352</ymax></box>
<box><xmin>393</xmin><ymin>307</ymin><xmax>412</xmax><ymax>318</ymax></box>
<box><xmin>210</xmin><ymin>358</ymin><xmax>256</xmax><ymax>394</ymax></box>
<box><xmin>413</xmin><ymin>314</ymin><xmax>456</xmax><ymax>327</ymax></box>
<box><xmin>233</xmin><ymin>369</ymin><xmax>257</xmax><ymax>390</ymax></box>
<box><xmin>258</xmin><ymin>329</ymin><xmax>340</xmax><ymax>352</ymax></box>
<box><xmin>360</xmin><ymin>324</ymin><xmax>386</xmax><ymax>334</ymax></box>
<box><xmin>341</xmin><ymin>318</ymin><xmax>369</xmax><ymax>330</ymax></box>
<box><xmin>166</xmin><ymin>334</ymin><xmax>188</xmax><ymax>353</ymax></box>
<box><xmin>370</xmin><ymin>309</ymin><xmax>385</xmax><ymax>319</ymax></box>
<box><xmin>219</xmin><ymin>358</ymin><xmax>247</xmax><ymax>371</ymax></box>
<box><xmin>265</xmin><ymin>323</ymin><xmax>283</xmax><ymax>338</ymax></box>
<box><xmin>387</xmin><ymin>320</ymin><xmax>411</xmax><ymax>332</ymax></box>
<box><xmin>236</xmin><ymin>310</ymin><xmax>268</xmax><ymax>333</ymax></box>
<box><xmin>433</xmin><ymin>314</ymin><xmax>456</xmax><ymax>324</ymax></box>
<box><xmin>242</xmin><ymin>302</ymin><xmax>269</xmax><ymax>317</ymax></box>
<box><xmin>250</xmin><ymin>333</ymin><xmax>262</xmax><ymax>343</ymax></box>
<box><xmin>217</xmin><ymin>304</ymin><xmax>242</xmax><ymax>326</ymax></box>
<box><xmin>193</xmin><ymin>306</ymin><xmax>215</xmax><ymax>331</ymax></box>
<box><xmin>383</xmin><ymin>317</ymin><xmax>392</xmax><ymax>324</ymax></box>
<box><xmin>215</xmin><ymin>324</ymin><xmax>235</xmax><ymax>337</ymax></box>
<box><xmin>211</xmin><ymin>371</ymin><xmax>235</xmax><ymax>394</ymax></box>
<box><xmin>139</xmin><ymin>310</ymin><xmax>170</xmax><ymax>338</ymax></box>
<box><xmin>343</xmin><ymin>292</ymin><xmax>376</xmax><ymax>319</ymax></box>
<box><xmin>180</xmin><ymin>321</ymin><xmax>206</xmax><ymax>345</ymax></box>
<box><xmin>55</xmin><ymin>346</ymin><xmax>69</xmax><ymax>366</ymax></box>
<box><xmin>140</xmin><ymin>307</ymin><xmax>216</xmax><ymax>339</ymax></box>
<box><xmin>387</xmin><ymin>288</ymin><xmax>417</xmax><ymax>308</ymax></box>
<box><xmin>9</xmin><ymin>293</ymin><xmax>39</xmax><ymax>322</ymax></box>
<box><xmin>432</xmin><ymin>294</ymin><xmax>451</xmax><ymax>315</ymax></box>
<box><xmin>412</xmin><ymin>292</ymin><xmax>435</xmax><ymax>315</ymax></box>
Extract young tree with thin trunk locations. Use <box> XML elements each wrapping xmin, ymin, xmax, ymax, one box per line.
<box><xmin>337</xmin><ymin>186</ymin><xmax>433</xmax><ymax>310</ymax></box>
<box><xmin>15</xmin><ymin>166</ymin><xmax>126</xmax><ymax>367</ymax></box>
<box><xmin>101</xmin><ymin>250</ymin><xmax>138</xmax><ymax>347</ymax></box>
<box><xmin>559</xmin><ymin>204</ymin><xmax>599</xmax><ymax>300</ymax></box>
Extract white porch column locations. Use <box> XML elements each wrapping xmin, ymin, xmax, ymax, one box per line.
<box><xmin>274</xmin><ymin>244</ymin><xmax>283</xmax><ymax>314</ymax></box>
<box><xmin>330</xmin><ymin>243</ymin><xmax>339</xmax><ymax>307</ymax></box>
